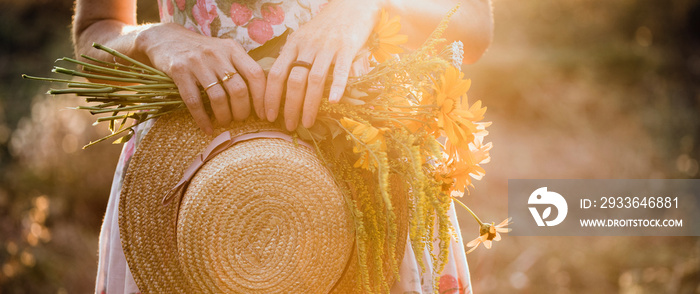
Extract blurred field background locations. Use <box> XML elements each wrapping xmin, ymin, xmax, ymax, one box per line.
<box><xmin>0</xmin><ymin>0</ymin><xmax>699</xmax><ymax>293</ymax></box>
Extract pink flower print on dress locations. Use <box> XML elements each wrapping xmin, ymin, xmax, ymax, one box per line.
<box><xmin>230</xmin><ymin>3</ymin><xmax>252</xmax><ymax>26</ymax></box>
<box><xmin>184</xmin><ymin>22</ymin><xmax>199</xmax><ymax>33</ymax></box>
<box><xmin>157</xmin><ymin>0</ymin><xmax>165</xmax><ymax>20</ymax></box>
<box><xmin>193</xmin><ymin>0</ymin><xmax>218</xmax><ymax>37</ymax></box>
<box><xmin>120</xmin><ymin>138</ymin><xmax>136</xmax><ymax>166</ymax></box>
<box><xmin>175</xmin><ymin>0</ymin><xmax>186</xmax><ymax>11</ymax></box>
<box><xmin>261</xmin><ymin>3</ymin><xmax>284</xmax><ymax>25</ymax></box>
<box><xmin>166</xmin><ymin>0</ymin><xmax>174</xmax><ymax>16</ymax></box>
<box><xmin>459</xmin><ymin>278</ymin><xmax>467</xmax><ymax>294</ymax></box>
<box><xmin>247</xmin><ymin>19</ymin><xmax>273</xmax><ymax>44</ymax></box>
<box><xmin>439</xmin><ymin>274</ymin><xmax>460</xmax><ymax>294</ymax></box>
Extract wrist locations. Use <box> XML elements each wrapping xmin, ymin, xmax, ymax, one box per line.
<box><xmin>133</xmin><ymin>22</ymin><xmax>164</xmax><ymax>58</ymax></box>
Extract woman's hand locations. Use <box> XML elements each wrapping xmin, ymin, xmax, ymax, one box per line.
<box><xmin>73</xmin><ymin>0</ymin><xmax>266</xmax><ymax>135</ymax></box>
<box><xmin>262</xmin><ymin>0</ymin><xmax>384</xmax><ymax>131</ymax></box>
<box><xmin>136</xmin><ymin>23</ymin><xmax>266</xmax><ymax>134</ymax></box>
<box><xmin>74</xmin><ymin>0</ymin><xmax>491</xmax><ymax>134</ymax></box>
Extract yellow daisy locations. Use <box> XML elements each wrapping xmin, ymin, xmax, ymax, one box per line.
<box><xmin>466</xmin><ymin>218</ymin><xmax>512</xmax><ymax>254</ymax></box>
<box><xmin>369</xmin><ymin>9</ymin><xmax>408</xmax><ymax>63</ymax></box>
<box><xmin>432</xmin><ymin>66</ymin><xmax>486</xmax><ymax>151</ymax></box>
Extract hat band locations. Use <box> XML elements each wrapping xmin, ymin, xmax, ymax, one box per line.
<box><xmin>162</xmin><ymin>130</ymin><xmax>313</xmax><ymax>205</ymax></box>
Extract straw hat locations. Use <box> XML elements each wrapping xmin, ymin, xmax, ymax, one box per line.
<box><xmin>118</xmin><ymin>111</ymin><xmax>407</xmax><ymax>293</ymax></box>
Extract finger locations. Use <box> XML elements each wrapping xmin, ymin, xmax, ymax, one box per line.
<box><xmin>328</xmin><ymin>50</ymin><xmax>354</xmax><ymax>104</ymax></box>
<box><xmin>221</xmin><ymin>72</ymin><xmax>251</xmax><ymax>121</ymax></box>
<box><xmin>302</xmin><ymin>51</ymin><xmax>333</xmax><ymax>128</ymax></box>
<box><xmin>196</xmin><ymin>71</ymin><xmax>232</xmax><ymax>127</ymax></box>
<box><xmin>350</xmin><ymin>50</ymin><xmax>371</xmax><ymax>77</ymax></box>
<box><xmin>284</xmin><ymin>55</ymin><xmax>314</xmax><ymax>131</ymax></box>
<box><xmin>170</xmin><ymin>72</ymin><xmax>213</xmax><ymax>134</ymax></box>
<box><xmin>264</xmin><ymin>45</ymin><xmax>298</xmax><ymax>122</ymax></box>
<box><xmin>229</xmin><ymin>44</ymin><xmax>266</xmax><ymax>119</ymax></box>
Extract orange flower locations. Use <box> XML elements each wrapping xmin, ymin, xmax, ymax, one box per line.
<box><xmin>369</xmin><ymin>9</ymin><xmax>408</xmax><ymax>63</ymax></box>
<box><xmin>435</xmin><ymin>122</ymin><xmax>491</xmax><ymax>195</ymax></box>
<box><xmin>431</xmin><ymin>66</ymin><xmax>486</xmax><ymax>149</ymax></box>
<box><xmin>340</xmin><ymin>117</ymin><xmax>388</xmax><ymax>169</ymax></box>
<box><xmin>466</xmin><ymin>218</ymin><xmax>511</xmax><ymax>254</ymax></box>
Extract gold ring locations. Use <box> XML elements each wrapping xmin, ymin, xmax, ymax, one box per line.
<box><xmin>221</xmin><ymin>71</ymin><xmax>238</xmax><ymax>82</ymax></box>
<box><xmin>203</xmin><ymin>80</ymin><xmax>220</xmax><ymax>91</ymax></box>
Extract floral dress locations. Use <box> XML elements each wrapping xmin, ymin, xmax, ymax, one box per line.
<box><xmin>95</xmin><ymin>1</ymin><xmax>473</xmax><ymax>293</ymax></box>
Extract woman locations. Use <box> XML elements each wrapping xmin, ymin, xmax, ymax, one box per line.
<box><xmin>73</xmin><ymin>0</ymin><xmax>493</xmax><ymax>293</ymax></box>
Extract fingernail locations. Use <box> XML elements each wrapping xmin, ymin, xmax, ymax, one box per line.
<box><xmin>329</xmin><ymin>92</ymin><xmax>340</xmax><ymax>103</ymax></box>
<box><xmin>303</xmin><ymin>116</ymin><xmax>314</xmax><ymax>128</ymax></box>
<box><xmin>267</xmin><ymin>109</ymin><xmax>277</xmax><ymax>122</ymax></box>
<box><xmin>286</xmin><ymin>119</ymin><xmax>296</xmax><ymax>131</ymax></box>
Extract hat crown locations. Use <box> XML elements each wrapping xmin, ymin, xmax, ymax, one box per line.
<box><xmin>176</xmin><ymin>137</ymin><xmax>354</xmax><ymax>293</ymax></box>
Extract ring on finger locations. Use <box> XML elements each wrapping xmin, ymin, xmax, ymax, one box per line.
<box><xmin>221</xmin><ymin>71</ymin><xmax>238</xmax><ymax>82</ymax></box>
<box><xmin>203</xmin><ymin>80</ymin><xmax>220</xmax><ymax>91</ymax></box>
<box><xmin>291</xmin><ymin>60</ymin><xmax>312</xmax><ymax>70</ymax></box>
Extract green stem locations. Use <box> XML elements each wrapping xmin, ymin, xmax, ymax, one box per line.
<box><xmin>59</xmin><ymin>57</ymin><xmax>172</xmax><ymax>82</ymax></box>
<box><xmin>84</xmin><ymin>98</ymin><xmax>179</xmax><ymax>104</ymax></box>
<box><xmin>95</xmin><ymin>110</ymin><xmax>157</xmax><ymax>122</ymax></box>
<box><xmin>124</xmin><ymin>83</ymin><xmax>177</xmax><ymax>90</ymax></box>
<box><xmin>24</xmin><ymin>74</ymin><xmax>175</xmax><ymax>93</ymax></box>
<box><xmin>52</xmin><ymin>67</ymin><xmax>160</xmax><ymax>84</ymax></box>
<box><xmin>81</xmin><ymin>92</ymin><xmax>180</xmax><ymax>98</ymax></box>
<box><xmin>49</xmin><ymin>87</ymin><xmax>115</xmax><ymax>95</ymax></box>
<box><xmin>82</xmin><ymin>125</ymin><xmax>134</xmax><ymax>148</ymax></box>
<box><xmin>453</xmin><ymin>198</ymin><xmax>484</xmax><ymax>226</ymax></box>
<box><xmin>86</xmin><ymin>101</ymin><xmax>182</xmax><ymax>114</ymax></box>
<box><xmin>93</xmin><ymin>43</ymin><xmax>167</xmax><ymax>77</ymax></box>
<box><xmin>80</xmin><ymin>54</ymin><xmax>151</xmax><ymax>73</ymax></box>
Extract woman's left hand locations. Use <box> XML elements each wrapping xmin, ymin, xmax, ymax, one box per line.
<box><xmin>262</xmin><ymin>0</ymin><xmax>384</xmax><ymax>131</ymax></box>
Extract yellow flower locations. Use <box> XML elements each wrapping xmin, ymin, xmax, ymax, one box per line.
<box><xmin>431</xmin><ymin>66</ymin><xmax>486</xmax><ymax>150</ymax></box>
<box><xmin>433</xmin><ymin>121</ymin><xmax>491</xmax><ymax>195</ymax></box>
<box><xmin>340</xmin><ymin>117</ymin><xmax>388</xmax><ymax>169</ymax></box>
<box><xmin>369</xmin><ymin>9</ymin><xmax>408</xmax><ymax>63</ymax></box>
<box><xmin>442</xmin><ymin>122</ymin><xmax>492</xmax><ymax>194</ymax></box>
<box><xmin>466</xmin><ymin>218</ymin><xmax>511</xmax><ymax>254</ymax></box>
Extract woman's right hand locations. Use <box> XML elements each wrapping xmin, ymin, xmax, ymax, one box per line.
<box><xmin>135</xmin><ymin>23</ymin><xmax>266</xmax><ymax>134</ymax></box>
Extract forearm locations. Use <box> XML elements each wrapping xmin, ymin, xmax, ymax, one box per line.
<box><xmin>72</xmin><ymin>0</ymin><xmax>153</xmax><ymax>65</ymax></box>
<box><xmin>386</xmin><ymin>0</ymin><xmax>493</xmax><ymax>64</ymax></box>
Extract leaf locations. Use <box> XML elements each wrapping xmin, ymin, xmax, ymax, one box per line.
<box><xmin>308</xmin><ymin>121</ymin><xmax>329</xmax><ymax>140</ymax></box>
<box><xmin>542</xmin><ymin>207</ymin><xmax>551</xmax><ymax>220</ymax></box>
<box><xmin>256</xmin><ymin>57</ymin><xmax>277</xmax><ymax>74</ymax></box>
<box><xmin>112</xmin><ymin>131</ymin><xmax>134</xmax><ymax>144</ymax></box>
<box><xmin>248</xmin><ymin>29</ymin><xmax>290</xmax><ymax>61</ymax></box>
<box><xmin>329</xmin><ymin>123</ymin><xmax>344</xmax><ymax>139</ymax></box>
<box><xmin>348</xmin><ymin>88</ymin><xmax>369</xmax><ymax>99</ymax></box>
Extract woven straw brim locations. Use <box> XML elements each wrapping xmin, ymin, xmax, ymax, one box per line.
<box><xmin>119</xmin><ymin>111</ymin><xmax>407</xmax><ymax>293</ymax></box>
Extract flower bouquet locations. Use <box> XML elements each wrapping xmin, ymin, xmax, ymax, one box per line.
<box><xmin>24</xmin><ymin>6</ymin><xmax>509</xmax><ymax>293</ymax></box>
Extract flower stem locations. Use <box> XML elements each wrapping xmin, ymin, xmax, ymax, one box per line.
<box><xmin>92</xmin><ymin>43</ymin><xmax>167</xmax><ymax>77</ymax></box>
<box><xmin>59</xmin><ymin>57</ymin><xmax>172</xmax><ymax>82</ymax></box>
<box><xmin>52</xmin><ymin>67</ymin><xmax>160</xmax><ymax>84</ymax></box>
<box><xmin>453</xmin><ymin>198</ymin><xmax>484</xmax><ymax>226</ymax></box>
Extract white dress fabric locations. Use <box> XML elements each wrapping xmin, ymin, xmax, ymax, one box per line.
<box><xmin>95</xmin><ymin>1</ymin><xmax>473</xmax><ymax>293</ymax></box>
